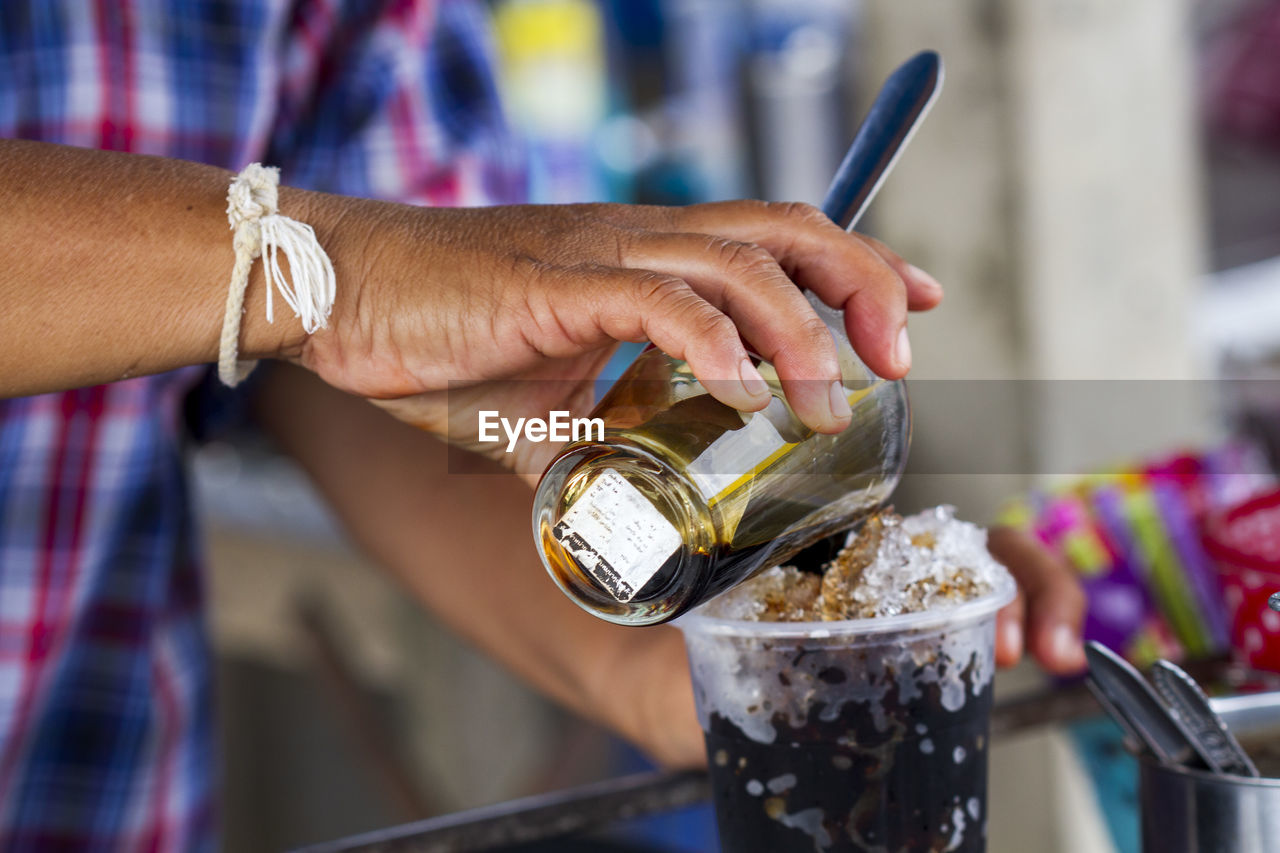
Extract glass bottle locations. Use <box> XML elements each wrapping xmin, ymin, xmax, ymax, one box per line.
<box><xmin>532</xmin><ymin>296</ymin><xmax>910</xmax><ymax>626</ymax></box>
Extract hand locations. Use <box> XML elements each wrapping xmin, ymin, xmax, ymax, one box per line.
<box><xmin>987</xmin><ymin>526</ymin><xmax>1088</xmax><ymax>675</ymax></box>
<box><xmin>0</xmin><ymin>145</ymin><xmax>940</xmax><ymax>406</ymax></box>
<box><xmin>298</xmin><ymin>200</ymin><xmax>942</xmax><ymax>482</ymax></box>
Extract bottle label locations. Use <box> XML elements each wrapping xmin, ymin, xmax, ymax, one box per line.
<box><xmin>553</xmin><ymin>468</ymin><xmax>681</xmax><ymax>602</ymax></box>
<box><xmin>686</xmin><ymin>405</ymin><xmax>791</xmax><ymax>505</ymax></box>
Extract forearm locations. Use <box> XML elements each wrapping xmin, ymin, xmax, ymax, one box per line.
<box><xmin>253</xmin><ymin>363</ymin><xmax>672</xmax><ymax>731</ymax></box>
<box><xmin>0</xmin><ymin>140</ymin><xmax>352</xmax><ymax>395</ymax></box>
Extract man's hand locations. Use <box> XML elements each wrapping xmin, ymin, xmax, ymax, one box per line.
<box><xmin>298</xmin><ymin>200</ymin><xmax>942</xmax><ymax>480</ymax></box>
<box><xmin>262</xmin><ymin>364</ymin><xmax>1090</xmax><ymax>771</ymax></box>
<box><xmin>0</xmin><ymin>141</ymin><xmax>939</xmax><ymax>451</ymax></box>
<box><xmin>987</xmin><ymin>526</ymin><xmax>1088</xmax><ymax>675</ymax></box>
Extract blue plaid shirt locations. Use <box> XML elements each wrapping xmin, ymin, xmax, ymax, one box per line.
<box><xmin>0</xmin><ymin>2</ymin><xmax>521</xmax><ymax>848</ymax></box>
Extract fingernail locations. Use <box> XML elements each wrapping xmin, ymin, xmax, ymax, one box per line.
<box><xmin>828</xmin><ymin>380</ymin><xmax>852</xmax><ymax>423</ymax></box>
<box><xmin>1001</xmin><ymin>619</ymin><xmax>1023</xmax><ymax>657</ymax></box>
<box><xmin>739</xmin><ymin>358</ymin><xmax>768</xmax><ymax>397</ymax></box>
<box><xmin>907</xmin><ymin>263</ymin><xmax>943</xmax><ymax>293</ymax></box>
<box><xmin>1051</xmin><ymin>624</ymin><xmax>1083</xmax><ymax>666</ymax></box>
<box><xmin>895</xmin><ymin>327</ymin><xmax>912</xmax><ymax>371</ymax></box>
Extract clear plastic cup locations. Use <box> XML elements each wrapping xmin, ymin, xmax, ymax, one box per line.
<box><xmin>676</xmin><ymin>574</ymin><xmax>1016</xmax><ymax>853</ymax></box>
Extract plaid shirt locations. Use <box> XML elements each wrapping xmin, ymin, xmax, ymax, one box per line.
<box><xmin>0</xmin><ymin>1</ymin><xmax>521</xmax><ymax>849</ymax></box>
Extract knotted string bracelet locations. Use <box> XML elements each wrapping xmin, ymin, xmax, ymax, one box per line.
<box><xmin>218</xmin><ymin>163</ymin><xmax>336</xmax><ymax>386</ymax></box>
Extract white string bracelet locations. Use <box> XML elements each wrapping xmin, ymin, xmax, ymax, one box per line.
<box><xmin>218</xmin><ymin>163</ymin><xmax>336</xmax><ymax>386</ymax></box>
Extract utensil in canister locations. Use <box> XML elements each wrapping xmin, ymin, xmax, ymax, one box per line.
<box><xmin>1139</xmin><ymin>691</ymin><xmax>1280</xmax><ymax>853</ymax></box>
<box><xmin>1151</xmin><ymin>660</ymin><xmax>1260</xmax><ymax>777</ymax></box>
<box><xmin>1084</xmin><ymin>641</ymin><xmax>1200</xmax><ymax>767</ymax></box>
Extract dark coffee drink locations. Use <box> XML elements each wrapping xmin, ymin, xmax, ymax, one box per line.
<box><xmin>702</xmin><ymin>648</ymin><xmax>993</xmax><ymax>852</ymax></box>
<box><xmin>677</xmin><ymin>508</ymin><xmax>1014</xmax><ymax>852</ymax></box>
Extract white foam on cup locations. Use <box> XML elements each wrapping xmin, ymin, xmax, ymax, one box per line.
<box><xmin>677</xmin><ymin>507</ymin><xmax>1016</xmax><ymax>744</ymax></box>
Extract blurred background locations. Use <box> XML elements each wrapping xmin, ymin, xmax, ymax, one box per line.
<box><xmin>195</xmin><ymin>0</ymin><xmax>1280</xmax><ymax>850</ymax></box>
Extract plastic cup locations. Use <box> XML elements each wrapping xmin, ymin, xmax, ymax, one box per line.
<box><xmin>676</xmin><ymin>574</ymin><xmax>1015</xmax><ymax>853</ymax></box>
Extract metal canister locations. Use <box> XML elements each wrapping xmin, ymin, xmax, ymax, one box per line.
<box><xmin>1139</xmin><ymin>692</ymin><xmax>1280</xmax><ymax>853</ymax></box>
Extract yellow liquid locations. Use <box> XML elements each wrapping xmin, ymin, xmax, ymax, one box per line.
<box><xmin>534</xmin><ymin>348</ymin><xmax>910</xmax><ymax>625</ymax></box>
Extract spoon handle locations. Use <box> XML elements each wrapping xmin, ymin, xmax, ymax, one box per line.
<box><xmin>821</xmin><ymin>50</ymin><xmax>943</xmax><ymax>231</ymax></box>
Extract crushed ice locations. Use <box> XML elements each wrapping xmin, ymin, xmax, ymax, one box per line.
<box><xmin>705</xmin><ymin>506</ymin><xmax>1010</xmax><ymax>622</ymax></box>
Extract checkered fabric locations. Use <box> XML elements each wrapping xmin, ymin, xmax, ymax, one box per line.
<box><xmin>0</xmin><ymin>2</ymin><xmax>521</xmax><ymax>848</ymax></box>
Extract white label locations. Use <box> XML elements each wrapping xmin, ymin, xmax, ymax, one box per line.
<box><xmin>552</xmin><ymin>469</ymin><xmax>681</xmax><ymax>602</ymax></box>
<box><xmin>686</xmin><ymin>406</ymin><xmax>789</xmax><ymax>503</ymax></box>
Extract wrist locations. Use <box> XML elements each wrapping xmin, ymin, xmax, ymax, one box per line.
<box><xmin>236</xmin><ymin>184</ymin><xmax>355</xmax><ymax>363</ymax></box>
<box><xmin>237</xmin><ymin>266</ymin><xmax>309</xmax><ymax>362</ymax></box>
<box><xmin>286</xmin><ymin>190</ymin><xmax>430</xmax><ymax>397</ymax></box>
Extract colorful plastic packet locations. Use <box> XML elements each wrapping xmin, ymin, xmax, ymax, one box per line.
<box><xmin>998</xmin><ymin>442</ymin><xmax>1274</xmax><ymax>666</ymax></box>
<box><xmin>1204</xmin><ymin>489</ymin><xmax>1280</xmax><ymax>673</ymax></box>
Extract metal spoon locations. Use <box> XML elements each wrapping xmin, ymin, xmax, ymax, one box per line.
<box><xmin>821</xmin><ymin>50</ymin><xmax>943</xmax><ymax>230</ymax></box>
<box><xmin>1151</xmin><ymin>659</ymin><xmax>1260</xmax><ymax>777</ymax></box>
<box><xmin>1085</xmin><ymin>641</ymin><xmax>1200</xmax><ymax>767</ymax></box>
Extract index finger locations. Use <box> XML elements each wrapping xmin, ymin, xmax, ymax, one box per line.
<box><xmin>671</xmin><ymin>200</ymin><xmax>927</xmax><ymax>380</ymax></box>
<box><xmin>987</xmin><ymin>526</ymin><xmax>1088</xmax><ymax>675</ymax></box>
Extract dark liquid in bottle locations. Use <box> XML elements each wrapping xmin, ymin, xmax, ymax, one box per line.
<box><xmin>537</xmin><ymin>359</ymin><xmax>905</xmax><ymax>625</ymax></box>
<box><xmin>626</xmin><ymin>519</ymin><xmax>859</xmax><ymax>615</ymax></box>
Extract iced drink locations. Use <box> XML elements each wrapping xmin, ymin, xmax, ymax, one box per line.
<box><xmin>677</xmin><ymin>507</ymin><xmax>1016</xmax><ymax>852</ymax></box>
